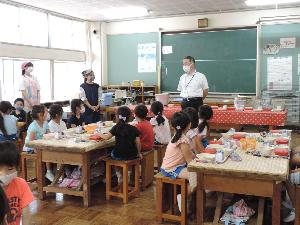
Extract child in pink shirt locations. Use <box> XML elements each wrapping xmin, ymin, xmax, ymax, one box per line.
<box><xmin>161</xmin><ymin>112</ymin><xmax>197</xmax><ymax>211</ymax></box>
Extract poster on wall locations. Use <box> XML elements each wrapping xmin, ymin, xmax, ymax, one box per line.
<box><xmin>267</xmin><ymin>56</ymin><xmax>293</xmax><ymax>90</ymax></box>
<box><xmin>138</xmin><ymin>43</ymin><xmax>156</xmax><ymax>73</ymax></box>
<box><xmin>280</xmin><ymin>37</ymin><xmax>296</xmax><ymax>49</ymax></box>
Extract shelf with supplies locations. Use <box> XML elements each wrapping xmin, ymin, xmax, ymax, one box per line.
<box><xmin>102</xmin><ymin>84</ymin><xmax>158</xmax><ymax>104</ymax></box>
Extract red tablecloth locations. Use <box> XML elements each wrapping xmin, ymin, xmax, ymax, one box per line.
<box><xmin>110</xmin><ymin>105</ymin><xmax>287</xmax><ymax>126</ymax></box>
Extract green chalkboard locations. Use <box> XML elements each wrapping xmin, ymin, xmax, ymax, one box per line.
<box><xmin>161</xmin><ymin>28</ymin><xmax>257</xmax><ymax>93</ymax></box>
<box><xmin>107</xmin><ymin>32</ymin><xmax>159</xmax><ymax>85</ymax></box>
<box><xmin>260</xmin><ymin>23</ymin><xmax>300</xmax><ymax>91</ymax></box>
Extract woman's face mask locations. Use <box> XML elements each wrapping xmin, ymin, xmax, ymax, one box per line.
<box><xmin>26</xmin><ymin>66</ymin><xmax>34</xmax><ymax>73</ymax></box>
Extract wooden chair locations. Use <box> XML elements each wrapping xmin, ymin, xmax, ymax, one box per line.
<box><xmin>153</xmin><ymin>144</ymin><xmax>167</xmax><ymax>173</ymax></box>
<box><xmin>20</xmin><ymin>152</ymin><xmax>38</xmax><ymax>183</ymax></box>
<box><xmin>105</xmin><ymin>157</ymin><xmax>140</xmax><ymax>204</ymax></box>
<box><xmin>141</xmin><ymin>149</ymin><xmax>154</xmax><ymax>190</ymax></box>
<box><xmin>286</xmin><ymin>181</ymin><xmax>300</xmax><ymax>225</ymax></box>
<box><xmin>155</xmin><ymin>172</ymin><xmax>187</xmax><ymax>225</ymax></box>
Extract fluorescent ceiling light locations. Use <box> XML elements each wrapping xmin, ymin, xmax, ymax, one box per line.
<box><xmin>246</xmin><ymin>0</ymin><xmax>300</xmax><ymax>6</ymax></box>
<box><xmin>100</xmin><ymin>6</ymin><xmax>148</xmax><ymax>20</ymax></box>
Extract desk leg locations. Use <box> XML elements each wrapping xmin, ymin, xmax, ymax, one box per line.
<box><xmin>272</xmin><ymin>182</ymin><xmax>282</xmax><ymax>225</ymax></box>
<box><xmin>196</xmin><ymin>173</ymin><xmax>205</xmax><ymax>225</ymax></box>
<box><xmin>82</xmin><ymin>153</ymin><xmax>91</xmax><ymax>207</ymax></box>
<box><xmin>36</xmin><ymin>149</ymin><xmax>46</xmax><ymax>200</ymax></box>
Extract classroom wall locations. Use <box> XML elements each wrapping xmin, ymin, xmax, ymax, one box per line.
<box><xmin>99</xmin><ymin>7</ymin><xmax>300</xmax><ymax>86</ymax></box>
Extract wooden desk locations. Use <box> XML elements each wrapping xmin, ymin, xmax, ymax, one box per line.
<box><xmin>27</xmin><ymin>134</ymin><xmax>115</xmax><ymax>207</ymax></box>
<box><xmin>188</xmin><ymin>150</ymin><xmax>289</xmax><ymax>225</ymax></box>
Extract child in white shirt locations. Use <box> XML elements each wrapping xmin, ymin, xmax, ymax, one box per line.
<box><xmin>0</xmin><ymin>101</ymin><xmax>18</xmax><ymax>141</ymax></box>
<box><xmin>150</xmin><ymin>101</ymin><xmax>171</xmax><ymax>145</ymax></box>
<box><xmin>48</xmin><ymin>104</ymin><xmax>67</xmax><ymax>133</ymax></box>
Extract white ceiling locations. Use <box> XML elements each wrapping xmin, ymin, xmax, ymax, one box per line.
<box><xmin>9</xmin><ymin>0</ymin><xmax>300</xmax><ymax>21</ymax></box>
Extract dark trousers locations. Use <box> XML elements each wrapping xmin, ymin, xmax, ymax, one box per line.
<box><xmin>83</xmin><ymin>111</ymin><xmax>101</xmax><ymax>125</ymax></box>
<box><xmin>181</xmin><ymin>97</ymin><xmax>203</xmax><ymax>112</ymax></box>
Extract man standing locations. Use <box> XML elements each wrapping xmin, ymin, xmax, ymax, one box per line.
<box><xmin>177</xmin><ymin>56</ymin><xmax>209</xmax><ymax>111</ymax></box>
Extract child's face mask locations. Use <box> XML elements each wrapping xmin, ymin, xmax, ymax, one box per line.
<box><xmin>26</xmin><ymin>66</ymin><xmax>34</xmax><ymax>73</ymax></box>
<box><xmin>0</xmin><ymin>169</ymin><xmax>17</xmax><ymax>186</ymax></box>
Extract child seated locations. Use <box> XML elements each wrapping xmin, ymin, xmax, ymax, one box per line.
<box><xmin>99</xmin><ymin>106</ymin><xmax>141</xmax><ymax>184</ymax></box>
<box><xmin>198</xmin><ymin>105</ymin><xmax>213</xmax><ymax>148</ymax></box>
<box><xmin>48</xmin><ymin>104</ymin><xmax>67</xmax><ymax>133</ymax></box>
<box><xmin>134</xmin><ymin>104</ymin><xmax>154</xmax><ymax>152</ymax></box>
<box><xmin>0</xmin><ymin>101</ymin><xmax>18</xmax><ymax>141</ymax></box>
<box><xmin>67</xmin><ymin>99</ymin><xmax>85</xmax><ymax>128</ymax></box>
<box><xmin>0</xmin><ymin>185</ymin><xmax>9</xmax><ymax>225</ymax></box>
<box><xmin>11</xmin><ymin>98</ymin><xmax>27</xmax><ymax>123</ymax></box>
<box><xmin>161</xmin><ymin>112</ymin><xmax>196</xmax><ymax>212</ymax></box>
<box><xmin>150</xmin><ymin>101</ymin><xmax>171</xmax><ymax>145</ymax></box>
<box><xmin>24</xmin><ymin>105</ymin><xmax>54</xmax><ymax>182</ymax></box>
<box><xmin>0</xmin><ymin>141</ymin><xmax>34</xmax><ymax>225</ymax></box>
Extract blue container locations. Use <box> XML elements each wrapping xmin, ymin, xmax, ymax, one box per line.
<box><xmin>101</xmin><ymin>93</ymin><xmax>113</xmax><ymax>106</ymax></box>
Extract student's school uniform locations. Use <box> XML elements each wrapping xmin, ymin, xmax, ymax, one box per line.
<box><xmin>0</xmin><ymin>115</ymin><xmax>18</xmax><ymax>141</ymax></box>
<box><xmin>150</xmin><ymin>115</ymin><xmax>171</xmax><ymax>144</ymax></box>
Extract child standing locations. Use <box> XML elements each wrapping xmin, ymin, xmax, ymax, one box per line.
<box><xmin>79</xmin><ymin>69</ymin><xmax>102</xmax><ymax>124</ymax></box>
<box><xmin>99</xmin><ymin>106</ymin><xmax>141</xmax><ymax>184</ymax></box>
<box><xmin>24</xmin><ymin>105</ymin><xmax>54</xmax><ymax>182</ymax></box>
<box><xmin>0</xmin><ymin>141</ymin><xmax>34</xmax><ymax>225</ymax></box>
<box><xmin>48</xmin><ymin>104</ymin><xmax>67</xmax><ymax>133</ymax></box>
<box><xmin>161</xmin><ymin>112</ymin><xmax>196</xmax><ymax>211</ymax></box>
<box><xmin>150</xmin><ymin>101</ymin><xmax>171</xmax><ymax>145</ymax></box>
<box><xmin>67</xmin><ymin>99</ymin><xmax>85</xmax><ymax>128</ymax></box>
<box><xmin>0</xmin><ymin>101</ymin><xmax>18</xmax><ymax>142</ymax></box>
<box><xmin>134</xmin><ymin>104</ymin><xmax>154</xmax><ymax>152</ymax></box>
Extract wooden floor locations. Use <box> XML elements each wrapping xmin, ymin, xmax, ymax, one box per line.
<box><xmin>23</xmin><ymin>129</ymin><xmax>300</xmax><ymax>225</ymax></box>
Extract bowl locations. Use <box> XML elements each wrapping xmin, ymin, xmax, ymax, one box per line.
<box><xmin>105</xmin><ymin>121</ymin><xmax>114</xmax><ymax>127</ymax></box>
<box><xmin>197</xmin><ymin>153</ymin><xmax>215</xmax><ymax>161</ymax></box>
<box><xmin>260</xmin><ymin>146</ymin><xmax>273</xmax><ymax>156</ymax></box>
<box><xmin>17</xmin><ymin>122</ymin><xmax>26</xmax><ymax>127</ymax></box>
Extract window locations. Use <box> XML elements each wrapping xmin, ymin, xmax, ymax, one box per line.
<box><xmin>0</xmin><ymin>3</ymin><xmax>20</xmax><ymax>44</ymax></box>
<box><xmin>53</xmin><ymin>61</ymin><xmax>86</xmax><ymax>100</ymax></box>
<box><xmin>19</xmin><ymin>8</ymin><xmax>48</xmax><ymax>47</ymax></box>
<box><xmin>0</xmin><ymin>59</ymin><xmax>51</xmax><ymax>103</ymax></box>
<box><xmin>49</xmin><ymin>15</ymin><xmax>86</xmax><ymax>51</ymax></box>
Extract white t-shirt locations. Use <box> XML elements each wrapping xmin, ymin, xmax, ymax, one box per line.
<box><xmin>48</xmin><ymin>120</ymin><xmax>67</xmax><ymax>133</ymax></box>
<box><xmin>177</xmin><ymin>71</ymin><xmax>209</xmax><ymax>98</ymax></box>
<box><xmin>0</xmin><ymin>115</ymin><xmax>18</xmax><ymax>135</ymax></box>
<box><xmin>150</xmin><ymin>115</ymin><xmax>171</xmax><ymax>144</ymax></box>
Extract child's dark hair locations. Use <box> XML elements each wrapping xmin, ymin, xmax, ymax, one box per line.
<box><xmin>183</xmin><ymin>107</ymin><xmax>199</xmax><ymax>129</ymax></box>
<box><xmin>171</xmin><ymin>112</ymin><xmax>190</xmax><ymax>143</ymax></box>
<box><xmin>0</xmin><ymin>101</ymin><xmax>13</xmax><ymax>136</ymax></box>
<box><xmin>71</xmin><ymin>99</ymin><xmax>83</xmax><ymax>114</ymax></box>
<box><xmin>150</xmin><ymin>101</ymin><xmax>165</xmax><ymax>126</ymax></box>
<box><xmin>0</xmin><ymin>185</ymin><xmax>9</xmax><ymax>225</ymax></box>
<box><xmin>115</xmin><ymin>106</ymin><xmax>132</xmax><ymax>136</ymax></box>
<box><xmin>49</xmin><ymin>104</ymin><xmax>63</xmax><ymax>120</ymax></box>
<box><xmin>198</xmin><ymin>105</ymin><xmax>213</xmax><ymax>133</ymax></box>
<box><xmin>31</xmin><ymin>105</ymin><xmax>46</xmax><ymax>120</ymax></box>
<box><xmin>14</xmin><ymin>98</ymin><xmax>24</xmax><ymax>105</ymax></box>
<box><xmin>0</xmin><ymin>141</ymin><xmax>20</xmax><ymax>168</ymax></box>
<box><xmin>134</xmin><ymin>104</ymin><xmax>148</xmax><ymax>119</ymax></box>
<box><xmin>22</xmin><ymin>62</ymin><xmax>33</xmax><ymax>75</ymax></box>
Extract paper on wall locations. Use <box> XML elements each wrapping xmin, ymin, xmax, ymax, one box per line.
<box><xmin>267</xmin><ymin>56</ymin><xmax>292</xmax><ymax>90</ymax></box>
<box><xmin>138</xmin><ymin>43</ymin><xmax>156</xmax><ymax>73</ymax></box>
<box><xmin>162</xmin><ymin>46</ymin><xmax>173</xmax><ymax>54</ymax></box>
<box><xmin>280</xmin><ymin>37</ymin><xmax>296</xmax><ymax>49</ymax></box>
<box><xmin>263</xmin><ymin>44</ymin><xmax>279</xmax><ymax>55</ymax></box>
